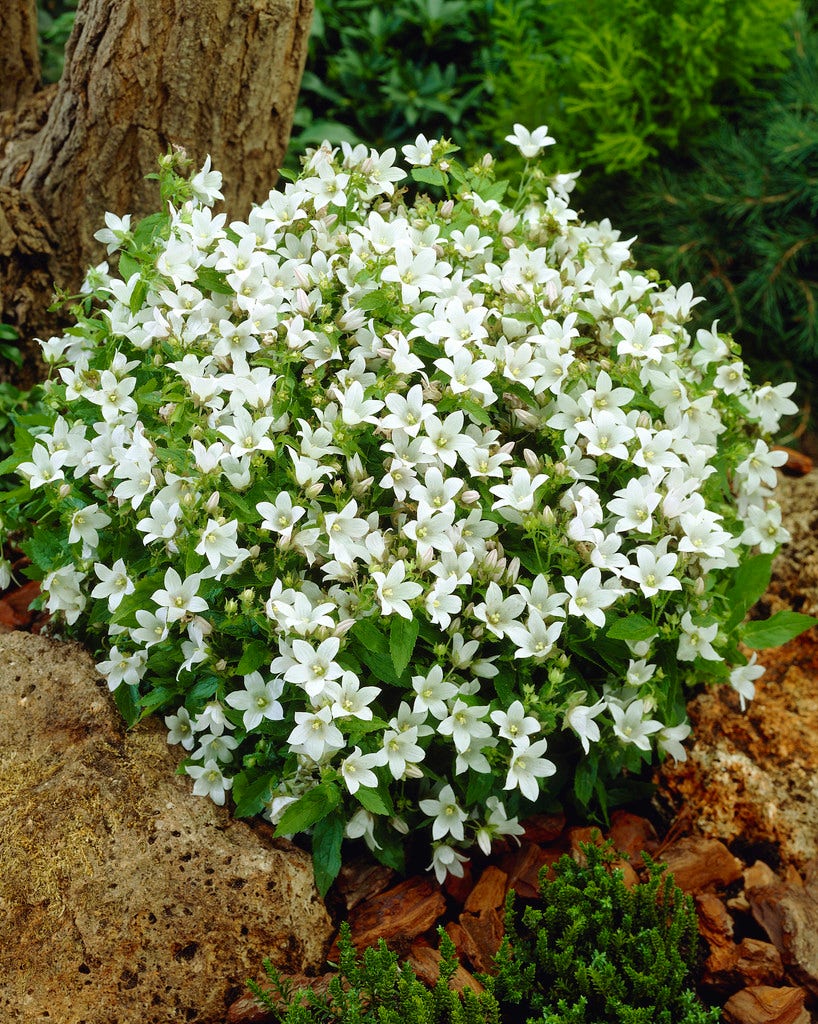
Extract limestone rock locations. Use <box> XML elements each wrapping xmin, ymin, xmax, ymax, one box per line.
<box><xmin>766</xmin><ymin>470</ymin><xmax>818</xmax><ymax>618</ymax></box>
<box><xmin>657</xmin><ymin>630</ymin><xmax>818</xmax><ymax>872</ymax></box>
<box><xmin>0</xmin><ymin>630</ymin><xmax>333</xmax><ymax>1024</ymax></box>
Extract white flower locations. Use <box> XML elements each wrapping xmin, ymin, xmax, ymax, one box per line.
<box><xmin>490</xmin><ymin>700</ymin><xmax>540</xmax><ymax>743</ymax></box>
<box><xmin>657</xmin><ymin>722</ymin><xmax>692</xmax><ymax>762</ymax></box>
<box><xmin>609</xmin><ymin>699</ymin><xmax>663</xmax><ymax>751</ymax></box>
<box><xmin>69</xmin><ymin>504</ymin><xmax>112</xmax><ymax>549</ymax></box>
<box><xmin>287</xmin><ymin>706</ymin><xmax>344</xmax><ymax>761</ymax></box>
<box><xmin>372</xmin><ymin>561</ymin><xmax>423</xmax><ymax>619</ymax></box>
<box><xmin>381</xmin><ymin>726</ymin><xmax>425</xmax><ymax>779</ymax></box>
<box><xmin>729</xmin><ymin>654</ymin><xmax>765</xmax><ymax>711</ymax></box>
<box><xmin>225</xmin><ymin>672</ymin><xmax>285</xmax><ymax>730</ymax></box>
<box><xmin>17</xmin><ymin>444</ymin><xmax>65</xmax><ymax>488</ymax></box>
<box><xmin>186</xmin><ymin>759</ymin><xmax>232</xmax><ymax>805</ymax></box>
<box><xmin>152</xmin><ymin>568</ymin><xmax>209</xmax><ymax>622</ymax></box>
<box><xmin>473</xmin><ymin>582</ymin><xmax>527</xmax><ymax>639</ymax></box>
<box><xmin>504</xmin><ymin>737</ymin><xmax>557</xmax><ymax>801</ymax></box>
<box><xmin>91</xmin><ymin>558</ymin><xmax>134</xmax><ymax>612</ymax></box>
<box><xmin>677</xmin><ymin>612</ymin><xmax>720</xmax><ymax>662</ymax></box>
<box><xmin>339</xmin><ymin>746</ymin><xmax>386</xmax><ymax>795</ymax></box>
<box><xmin>620</xmin><ymin>544</ymin><xmax>682</xmax><ymax>598</ymax></box>
<box><xmin>412</xmin><ymin>666</ymin><xmax>458</xmax><ymax>719</ymax></box>
<box><xmin>402</xmin><ymin>134</ymin><xmax>435</xmax><ymax>166</ymax></box>
<box><xmin>165</xmin><ymin>706</ymin><xmax>196</xmax><ymax>750</ymax></box>
<box><xmin>428</xmin><ymin>842</ymin><xmax>469</xmax><ymax>883</ymax></box>
<box><xmin>505</xmin><ymin>123</ymin><xmax>556</xmax><ymax>159</ymax></box>
<box><xmin>474</xmin><ymin>797</ymin><xmax>525</xmax><ymax>856</ymax></box>
<box><xmin>419</xmin><ymin>784</ymin><xmax>468</xmax><ymax>841</ymax></box>
<box><xmin>96</xmin><ymin>645</ymin><xmax>148</xmax><ymax>689</ymax></box>
<box><xmin>564</xmin><ymin>697</ymin><xmax>606</xmax><ymax>755</ymax></box>
<box><xmin>439</xmin><ymin>699</ymin><xmax>493</xmax><ymax>753</ymax></box>
<box><xmin>564</xmin><ymin>568</ymin><xmax>622</xmax><ymax>628</ymax></box>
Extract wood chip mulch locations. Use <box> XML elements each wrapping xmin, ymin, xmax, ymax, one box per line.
<box><xmin>228</xmin><ymin>811</ymin><xmax>818</xmax><ymax>1024</ymax></box>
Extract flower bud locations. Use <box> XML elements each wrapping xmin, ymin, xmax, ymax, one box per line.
<box><xmin>58</xmin><ymin>483</ymin><xmax>72</xmax><ymax>499</ymax></box>
<box><xmin>440</xmin><ymin>199</ymin><xmax>454</xmax><ymax>218</ymax></box>
<box><xmin>205</xmin><ymin>491</ymin><xmax>220</xmax><ymax>514</ymax></box>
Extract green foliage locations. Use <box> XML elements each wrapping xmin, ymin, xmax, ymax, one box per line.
<box><xmin>249</xmin><ymin>923</ymin><xmax>500</xmax><ymax>1024</ymax></box>
<box><xmin>624</xmin><ymin>4</ymin><xmax>818</xmax><ymax>378</ymax></box>
<box><xmin>487</xmin><ymin>841</ymin><xmax>720</xmax><ymax>1024</ymax></box>
<box><xmin>286</xmin><ymin>0</ymin><xmax>494</xmax><ymax>166</ymax></box>
<box><xmin>37</xmin><ymin>0</ymin><xmax>77</xmax><ymax>84</ymax></box>
<box><xmin>0</xmin><ymin>326</ymin><xmax>41</xmax><ymax>490</ymax></box>
<box><xmin>481</xmin><ymin>0</ymin><xmax>797</xmax><ymax>181</ymax></box>
<box><xmin>249</xmin><ymin>845</ymin><xmax>717</xmax><ymax>1024</ymax></box>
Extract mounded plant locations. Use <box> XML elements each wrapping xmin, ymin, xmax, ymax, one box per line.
<box><xmin>248</xmin><ymin>840</ymin><xmax>719</xmax><ymax>1024</ymax></box>
<box><xmin>1</xmin><ymin>129</ymin><xmax>812</xmax><ymax>892</ymax></box>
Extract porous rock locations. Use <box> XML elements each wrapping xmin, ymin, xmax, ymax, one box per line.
<box><xmin>0</xmin><ymin>630</ymin><xmax>332</xmax><ymax>1024</ymax></box>
<box><xmin>657</xmin><ymin>636</ymin><xmax>818</xmax><ymax>871</ymax></box>
<box><xmin>658</xmin><ymin>472</ymin><xmax>818</xmax><ymax>871</ymax></box>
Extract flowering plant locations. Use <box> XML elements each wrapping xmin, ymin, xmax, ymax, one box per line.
<box><xmin>1</xmin><ymin>129</ymin><xmax>813</xmax><ymax>893</ymax></box>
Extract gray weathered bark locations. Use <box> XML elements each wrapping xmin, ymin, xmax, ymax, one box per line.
<box><xmin>0</xmin><ymin>0</ymin><xmax>313</xmax><ymax>384</ymax></box>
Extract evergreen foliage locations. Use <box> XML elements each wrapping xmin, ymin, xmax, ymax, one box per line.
<box><xmin>286</xmin><ymin>0</ymin><xmax>494</xmax><ymax>162</ymax></box>
<box><xmin>487</xmin><ymin>841</ymin><xmax>720</xmax><ymax>1024</ymax></box>
<box><xmin>480</xmin><ymin>0</ymin><xmax>797</xmax><ymax>182</ymax></box>
<box><xmin>248</xmin><ymin>924</ymin><xmax>500</xmax><ymax>1024</ymax></box>
<box><xmin>248</xmin><ymin>843</ymin><xmax>717</xmax><ymax>1024</ymax></box>
<box><xmin>624</xmin><ymin>4</ymin><xmax>818</xmax><ymax>376</ymax></box>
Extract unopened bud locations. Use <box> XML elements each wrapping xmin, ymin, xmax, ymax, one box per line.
<box><xmin>205</xmin><ymin>491</ymin><xmax>220</xmax><ymax>514</ymax></box>
<box><xmin>440</xmin><ymin>199</ymin><xmax>454</xmax><ymax>218</ymax></box>
<box><xmin>58</xmin><ymin>483</ymin><xmax>72</xmax><ymax>499</ymax></box>
<box><xmin>523</xmin><ymin>449</ymin><xmax>541</xmax><ymax>471</ymax></box>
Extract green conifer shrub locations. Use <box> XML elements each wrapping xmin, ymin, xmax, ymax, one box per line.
<box><xmin>480</xmin><ymin>0</ymin><xmax>797</xmax><ymax>182</ymax></box>
<box><xmin>622</xmin><ymin>4</ymin><xmax>818</xmax><ymax>379</ymax></box>
<box><xmin>486</xmin><ymin>841</ymin><xmax>720</xmax><ymax>1024</ymax></box>
<box><xmin>248</xmin><ymin>843</ymin><xmax>718</xmax><ymax>1024</ymax></box>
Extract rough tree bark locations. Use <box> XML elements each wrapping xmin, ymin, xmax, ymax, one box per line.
<box><xmin>0</xmin><ymin>1</ymin><xmax>41</xmax><ymax>112</ymax></box>
<box><xmin>0</xmin><ymin>0</ymin><xmax>313</xmax><ymax>384</ymax></box>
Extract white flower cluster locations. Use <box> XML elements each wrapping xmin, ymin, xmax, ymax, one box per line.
<box><xmin>14</xmin><ymin>131</ymin><xmax>795</xmax><ymax>881</ymax></box>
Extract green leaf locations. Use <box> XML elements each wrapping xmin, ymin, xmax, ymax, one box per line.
<box><xmin>356</xmin><ymin>785</ymin><xmax>392</xmax><ymax>817</ymax></box>
<box><xmin>132</xmin><ymin>211</ymin><xmax>168</xmax><ymax>247</ymax></box>
<box><xmin>351</xmin><ymin>618</ymin><xmax>390</xmax><ymax>655</ymax></box>
<box><xmin>356</xmin><ymin>647</ymin><xmax>400</xmax><ymax>686</ymax></box>
<box><xmin>389</xmin><ymin>615</ymin><xmax>419</xmax><ymax>678</ymax></box>
<box><xmin>20</xmin><ymin>526</ymin><xmax>66</xmax><ymax>572</ymax></box>
<box><xmin>372</xmin><ymin>834</ymin><xmax>406</xmax><ymax>874</ymax></box>
<box><xmin>138</xmin><ymin>685</ymin><xmax>178</xmax><ymax>718</ymax></box>
<box><xmin>411</xmin><ymin>166</ymin><xmax>448</xmax><ymax>187</ymax></box>
<box><xmin>741</xmin><ymin>611</ymin><xmax>817</xmax><ymax>649</ymax></box>
<box><xmin>237</xmin><ymin>639</ymin><xmax>272</xmax><ymax>675</ymax></box>
<box><xmin>312</xmin><ymin>813</ymin><xmax>345</xmax><ymax>897</ymax></box>
<box><xmin>465</xmin><ymin>771</ymin><xmax>494</xmax><ymax>808</ymax></box>
<box><xmin>233</xmin><ymin>771</ymin><xmax>276</xmax><ymax>818</ymax></box>
<box><xmin>573</xmin><ymin>758</ymin><xmax>597</xmax><ymax>808</ymax></box>
<box><xmin>195</xmin><ymin>267</ymin><xmax>233</xmax><ymax>295</ymax></box>
<box><xmin>723</xmin><ymin>553</ymin><xmax>774</xmax><ymax>632</ymax></box>
<box><xmin>356</xmin><ymin>289</ymin><xmax>390</xmax><ymax>313</ymax></box>
<box><xmin>113</xmin><ymin>683</ymin><xmax>140</xmax><ymax>728</ymax></box>
<box><xmin>274</xmin><ymin>781</ymin><xmax>340</xmax><ymax>837</ymax></box>
<box><xmin>606</xmin><ymin>615</ymin><xmax>656</xmax><ymax>642</ymax></box>
<box><xmin>118</xmin><ymin>252</ymin><xmax>140</xmax><ymax>282</ymax></box>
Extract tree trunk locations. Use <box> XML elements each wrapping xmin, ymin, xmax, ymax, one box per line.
<box><xmin>0</xmin><ymin>0</ymin><xmax>41</xmax><ymax>113</ymax></box>
<box><xmin>0</xmin><ymin>0</ymin><xmax>313</xmax><ymax>385</ymax></box>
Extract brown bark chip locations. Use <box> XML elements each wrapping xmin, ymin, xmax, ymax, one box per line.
<box><xmin>463</xmin><ymin>866</ymin><xmax>508</xmax><ymax>915</ymax></box>
<box><xmin>659</xmin><ymin>836</ymin><xmax>743</xmax><ymax>893</ymax></box>
<box><xmin>343</xmin><ymin>875</ymin><xmax>446</xmax><ymax>953</ymax></box>
<box><xmin>722</xmin><ymin>985</ymin><xmax>810</xmax><ymax>1024</ymax></box>
<box><xmin>406</xmin><ymin>945</ymin><xmax>485</xmax><ymax>995</ymax></box>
